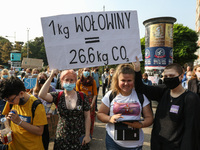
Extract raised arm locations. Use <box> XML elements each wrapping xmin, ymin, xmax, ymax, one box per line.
<box><xmin>132</xmin><ymin>57</ymin><xmax>166</xmax><ymax>101</ymax></box>
<box><xmin>39</xmin><ymin>69</ymin><xmax>59</xmax><ymax>103</ymax></box>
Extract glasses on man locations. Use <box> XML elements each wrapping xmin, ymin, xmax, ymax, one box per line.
<box><xmin>4</xmin><ymin>95</ymin><xmax>18</xmax><ymax>103</ymax></box>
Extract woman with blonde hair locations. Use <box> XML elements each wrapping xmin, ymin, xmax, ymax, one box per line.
<box><xmin>188</xmin><ymin>64</ymin><xmax>200</xmax><ymax>97</ymax></box>
<box><xmin>1</xmin><ymin>69</ymin><xmax>10</xmax><ymax>80</ymax></box>
<box><xmin>98</xmin><ymin>64</ymin><xmax>153</xmax><ymax>150</ymax></box>
<box><xmin>39</xmin><ymin>69</ymin><xmax>91</xmax><ymax>150</ymax></box>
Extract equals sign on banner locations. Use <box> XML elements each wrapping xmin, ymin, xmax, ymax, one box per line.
<box><xmin>85</xmin><ymin>37</ymin><xmax>100</xmax><ymax>44</ymax></box>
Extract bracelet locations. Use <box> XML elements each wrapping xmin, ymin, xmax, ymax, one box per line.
<box><xmin>18</xmin><ymin>120</ymin><xmax>23</xmax><ymax>126</ymax></box>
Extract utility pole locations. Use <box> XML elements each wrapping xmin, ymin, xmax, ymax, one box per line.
<box><xmin>27</xmin><ymin>28</ymin><xmax>30</xmax><ymax>58</ymax></box>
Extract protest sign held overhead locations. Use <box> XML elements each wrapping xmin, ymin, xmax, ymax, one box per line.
<box><xmin>24</xmin><ymin>78</ymin><xmax>37</xmax><ymax>89</ymax></box>
<box><xmin>41</xmin><ymin>10</ymin><xmax>142</xmax><ymax>70</ymax></box>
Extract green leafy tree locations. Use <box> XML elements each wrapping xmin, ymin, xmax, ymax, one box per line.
<box><xmin>0</xmin><ymin>37</ymin><xmax>12</xmax><ymax>64</ymax></box>
<box><xmin>140</xmin><ymin>37</ymin><xmax>145</xmax><ymax>72</ymax></box>
<box><xmin>21</xmin><ymin>37</ymin><xmax>48</xmax><ymax>65</ymax></box>
<box><xmin>1</xmin><ymin>42</ymin><xmax>12</xmax><ymax>63</ymax></box>
<box><xmin>173</xmin><ymin>24</ymin><xmax>198</xmax><ymax>65</ymax></box>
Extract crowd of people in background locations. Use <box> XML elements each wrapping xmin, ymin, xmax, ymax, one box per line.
<box><xmin>0</xmin><ymin>65</ymin><xmax>116</xmax><ymax>150</ymax></box>
<box><xmin>0</xmin><ymin>62</ymin><xmax>200</xmax><ymax>150</ymax></box>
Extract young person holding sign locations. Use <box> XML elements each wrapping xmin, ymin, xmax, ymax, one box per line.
<box><xmin>97</xmin><ymin>64</ymin><xmax>153</xmax><ymax>150</ymax></box>
<box><xmin>76</xmin><ymin>68</ymin><xmax>97</xmax><ymax>136</ymax></box>
<box><xmin>133</xmin><ymin>57</ymin><xmax>200</xmax><ymax>150</ymax></box>
<box><xmin>39</xmin><ymin>69</ymin><xmax>91</xmax><ymax>150</ymax></box>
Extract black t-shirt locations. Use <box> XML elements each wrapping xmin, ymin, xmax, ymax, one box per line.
<box><xmin>135</xmin><ymin>71</ymin><xmax>200</xmax><ymax>150</ymax></box>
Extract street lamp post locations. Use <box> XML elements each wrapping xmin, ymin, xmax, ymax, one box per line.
<box><xmin>27</xmin><ymin>28</ymin><xmax>29</xmax><ymax>58</ymax></box>
<box><xmin>5</xmin><ymin>32</ymin><xmax>16</xmax><ymax>43</ymax></box>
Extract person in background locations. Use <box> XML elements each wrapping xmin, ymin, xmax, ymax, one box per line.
<box><xmin>76</xmin><ymin>68</ymin><xmax>97</xmax><ymax>136</ymax></box>
<box><xmin>182</xmin><ymin>66</ymin><xmax>192</xmax><ymax>82</ymax></box>
<box><xmin>105</xmin><ymin>68</ymin><xmax>115</xmax><ymax>93</ymax></box>
<box><xmin>77</xmin><ymin>68</ymin><xmax>83</xmax><ymax>79</ymax></box>
<box><xmin>0</xmin><ymin>69</ymin><xmax>11</xmax><ymax>125</ymax></box>
<box><xmin>188</xmin><ymin>64</ymin><xmax>200</xmax><ymax>97</ymax></box>
<box><xmin>182</xmin><ymin>71</ymin><xmax>192</xmax><ymax>89</ymax></box>
<box><xmin>33</xmin><ymin>72</ymin><xmax>57</xmax><ymax>115</ymax></box>
<box><xmin>0</xmin><ymin>65</ymin><xmax>4</xmax><ymax>77</ymax></box>
<box><xmin>9</xmin><ymin>67</ymin><xmax>16</xmax><ymax>77</ymax></box>
<box><xmin>142</xmin><ymin>73</ymin><xmax>152</xmax><ymax>86</ymax></box>
<box><xmin>101</xmin><ymin>68</ymin><xmax>110</xmax><ymax>96</ymax></box>
<box><xmin>39</xmin><ymin>69</ymin><xmax>91</xmax><ymax>150</ymax></box>
<box><xmin>32</xmin><ymin>68</ymin><xmax>40</xmax><ymax>76</ymax></box>
<box><xmin>25</xmin><ymin>68</ymin><xmax>32</xmax><ymax>77</ymax></box>
<box><xmin>20</xmin><ymin>72</ymin><xmax>26</xmax><ymax>81</ymax></box>
<box><xmin>92</xmin><ymin>67</ymin><xmax>100</xmax><ymax>111</ymax></box>
<box><xmin>158</xmin><ymin>72</ymin><xmax>164</xmax><ymax>85</ymax></box>
<box><xmin>133</xmin><ymin>57</ymin><xmax>200</xmax><ymax>150</ymax></box>
<box><xmin>0</xmin><ymin>77</ymin><xmax>47</xmax><ymax>150</ymax></box>
<box><xmin>1</xmin><ymin>69</ymin><xmax>11</xmax><ymax>80</ymax></box>
<box><xmin>97</xmin><ymin>64</ymin><xmax>153</xmax><ymax>150</ymax></box>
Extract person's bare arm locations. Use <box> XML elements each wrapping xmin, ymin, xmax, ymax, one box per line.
<box><xmin>39</xmin><ymin>69</ymin><xmax>59</xmax><ymax>102</ymax></box>
<box><xmin>7</xmin><ymin>110</ymin><xmax>44</xmax><ymax>136</ymax></box>
<box><xmin>82</xmin><ymin>111</ymin><xmax>91</xmax><ymax>145</ymax></box>
<box><xmin>123</xmin><ymin>104</ymin><xmax>153</xmax><ymax>128</ymax></box>
<box><xmin>97</xmin><ymin>103</ymin><xmax>123</xmax><ymax>124</ymax></box>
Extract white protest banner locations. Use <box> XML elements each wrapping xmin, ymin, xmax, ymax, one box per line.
<box><xmin>41</xmin><ymin>10</ymin><xmax>142</xmax><ymax>70</ymax></box>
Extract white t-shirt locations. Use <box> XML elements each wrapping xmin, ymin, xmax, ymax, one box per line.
<box><xmin>102</xmin><ymin>89</ymin><xmax>150</xmax><ymax>148</ymax></box>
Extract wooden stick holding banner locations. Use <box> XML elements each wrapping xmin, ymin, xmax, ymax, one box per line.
<box><xmin>41</xmin><ymin>10</ymin><xmax>142</xmax><ymax>70</ymax></box>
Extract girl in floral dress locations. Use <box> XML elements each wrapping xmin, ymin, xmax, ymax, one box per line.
<box><xmin>39</xmin><ymin>69</ymin><xmax>91</xmax><ymax>150</ymax></box>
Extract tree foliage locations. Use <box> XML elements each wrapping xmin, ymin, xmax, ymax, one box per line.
<box><xmin>0</xmin><ymin>36</ymin><xmax>12</xmax><ymax>64</ymax></box>
<box><xmin>21</xmin><ymin>37</ymin><xmax>48</xmax><ymax>65</ymax></box>
<box><xmin>173</xmin><ymin>24</ymin><xmax>198</xmax><ymax>65</ymax></box>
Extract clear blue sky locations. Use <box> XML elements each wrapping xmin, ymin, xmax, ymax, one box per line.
<box><xmin>0</xmin><ymin>0</ymin><xmax>196</xmax><ymax>43</ymax></box>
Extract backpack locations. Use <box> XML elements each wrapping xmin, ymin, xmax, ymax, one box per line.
<box><xmin>32</xmin><ymin>100</ymin><xmax>49</xmax><ymax>150</ymax></box>
<box><xmin>109</xmin><ymin>91</ymin><xmax>145</xmax><ymax>116</ymax></box>
<box><xmin>10</xmin><ymin>100</ymin><xmax>49</xmax><ymax>150</ymax></box>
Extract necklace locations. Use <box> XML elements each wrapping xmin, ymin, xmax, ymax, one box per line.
<box><xmin>65</xmin><ymin>91</ymin><xmax>76</xmax><ymax>103</ymax></box>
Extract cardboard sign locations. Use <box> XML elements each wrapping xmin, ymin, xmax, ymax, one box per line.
<box><xmin>41</xmin><ymin>11</ymin><xmax>142</xmax><ymax>70</ymax></box>
<box><xmin>21</xmin><ymin>58</ymin><xmax>44</xmax><ymax>69</ymax></box>
<box><xmin>24</xmin><ymin>78</ymin><xmax>37</xmax><ymax>89</ymax></box>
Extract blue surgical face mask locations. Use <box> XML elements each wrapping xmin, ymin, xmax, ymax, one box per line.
<box><xmin>2</xmin><ymin>75</ymin><xmax>8</xmax><ymax>79</ymax></box>
<box><xmin>83</xmin><ymin>71</ymin><xmax>90</xmax><ymax>78</ymax></box>
<box><xmin>63</xmin><ymin>83</ymin><xmax>76</xmax><ymax>91</ymax></box>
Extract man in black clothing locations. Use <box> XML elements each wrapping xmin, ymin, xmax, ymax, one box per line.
<box><xmin>133</xmin><ymin>57</ymin><xmax>200</xmax><ymax>150</ymax></box>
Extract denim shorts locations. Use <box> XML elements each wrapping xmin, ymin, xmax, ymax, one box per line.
<box><xmin>106</xmin><ymin>132</ymin><xmax>143</xmax><ymax>150</ymax></box>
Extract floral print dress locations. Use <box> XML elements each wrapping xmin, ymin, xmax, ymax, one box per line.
<box><xmin>50</xmin><ymin>91</ymin><xmax>90</xmax><ymax>150</ymax></box>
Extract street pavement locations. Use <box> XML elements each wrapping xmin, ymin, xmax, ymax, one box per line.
<box><xmin>49</xmin><ymin>87</ymin><xmax>154</xmax><ymax>150</ymax></box>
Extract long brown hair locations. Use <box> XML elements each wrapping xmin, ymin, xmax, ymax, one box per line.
<box><xmin>110</xmin><ymin>64</ymin><xmax>135</xmax><ymax>94</ymax></box>
<box><xmin>80</xmin><ymin>68</ymin><xmax>93</xmax><ymax>86</ymax></box>
<box><xmin>33</xmin><ymin>72</ymin><xmax>48</xmax><ymax>96</ymax></box>
<box><xmin>191</xmin><ymin>64</ymin><xmax>200</xmax><ymax>80</ymax></box>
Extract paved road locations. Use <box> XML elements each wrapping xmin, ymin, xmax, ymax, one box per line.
<box><xmin>49</xmin><ymin>87</ymin><xmax>154</xmax><ymax>150</ymax></box>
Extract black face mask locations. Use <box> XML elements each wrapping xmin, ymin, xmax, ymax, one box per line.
<box><xmin>18</xmin><ymin>97</ymin><xmax>26</xmax><ymax>105</ymax></box>
<box><xmin>96</xmin><ymin>69</ymin><xmax>99</xmax><ymax>72</ymax></box>
<box><xmin>39</xmin><ymin>79</ymin><xmax>46</xmax><ymax>84</ymax></box>
<box><xmin>164</xmin><ymin>75</ymin><xmax>181</xmax><ymax>89</ymax></box>
<box><xmin>143</xmin><ymin>79</ymin><xmax>148</xmax><ymax>82</ymax></box>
